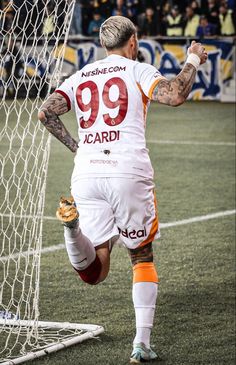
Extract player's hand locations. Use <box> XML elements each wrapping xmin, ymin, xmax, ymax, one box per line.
<box><xmin>188</xmin><ymin>40</ymin><xmax>208</xmax><ymax>65</ymax></box>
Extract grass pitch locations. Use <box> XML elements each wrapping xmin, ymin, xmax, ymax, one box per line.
<box><xmin>1</xmin><ymin>101</ymin><xmax>235</xmax><ymax>364</ymax></box>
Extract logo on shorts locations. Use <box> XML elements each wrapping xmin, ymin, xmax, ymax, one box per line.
<box><xmin>118</xmin><ymin>226</ymin><xmax>147</xmax><ymax>240</ymax></box>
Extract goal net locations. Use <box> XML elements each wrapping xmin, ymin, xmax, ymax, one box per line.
<box><xmin>0</xmin><ymin>1</ymin><xmax>104</xmax><ymax>364</ymax></box>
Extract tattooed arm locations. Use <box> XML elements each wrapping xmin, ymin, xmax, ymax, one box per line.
<box><xmin>152</xmin><ymin>63</ymin><xmax>197</xmax><ymax>106</ymax></box>
<box><xmin>152</xmin><ymin>41</ymin><xmax>208</xmax><ymax>107</ymax></box>
<box><xmin>38</xmin><ymin>92</ymin><xmax>78</xmax><ymax>153</ymax></box>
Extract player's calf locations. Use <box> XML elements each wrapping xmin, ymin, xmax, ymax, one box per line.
<box><xmin>73</xmin><ymin>254</ymin><xmax>102</xmax><ymax>285</ymax></box>
<box><xmin>77</xmin><ymin>242</ymin><xmax>110</xmax><ymax>285</ymax></box>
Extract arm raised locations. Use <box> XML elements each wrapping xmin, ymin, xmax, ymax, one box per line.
<box><xmin>38</xmin><ymin>92</ymin><xmax>78</xmax><ymax>153</ymax></box>
<box><xmin>152</xmin><ymin>41</ymin><xmax>208</xmax><ymax>106</ymax></box>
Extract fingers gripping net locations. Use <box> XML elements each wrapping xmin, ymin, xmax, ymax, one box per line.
<box><xmin>0</xmin><ymin>1</ymin><xmax>104</xmax><ymax>363</ymax></box>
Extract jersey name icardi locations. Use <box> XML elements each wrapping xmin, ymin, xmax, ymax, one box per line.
<box><xmin>83</xmin><ymin>130</ymin><xmax>120</xmax><ymax>144</ymax></box>
<box><xmin>56</xmin><ymin>54</ymin><xmax>165</xmax><ymax>178</ymax></box>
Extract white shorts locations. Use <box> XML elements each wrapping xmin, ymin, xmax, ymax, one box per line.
<box><xmin>71</xmin><ymin>176</ymin><xmax>160</xmax><ymax>250</ymax></box>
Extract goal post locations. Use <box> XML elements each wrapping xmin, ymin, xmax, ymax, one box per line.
<box><xmin>0</xmin><ymin>1</ymin><xmax>104</xmax><ymax>364</ymax></box>
<box><xmin>0</xmin><ymin>319</ymin><xmax>104</xmax><ymax>365</ymax></box>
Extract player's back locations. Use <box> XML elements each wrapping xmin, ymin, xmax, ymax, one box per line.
<box><xmin>56</xmin><ymin>54</ymin><xmax>164</xmax><ymax>178</ymax></box>
<box><xmin>76</xmin><ymin>55</ymin><xmax>148</xmax><ymax>150</ymax></box>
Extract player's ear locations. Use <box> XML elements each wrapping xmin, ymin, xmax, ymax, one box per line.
<box><xmin>129</xmin><ymin>34</ymin><xmax>137</xmax><ymax>52</ymax></box>
<box><xmin>129</xmin><ymin>33</ymin><xmax>138</xmax><ymax>60</ymax></box>
<box><xmin>130</xmin><ymin>33</ymin><xmax>136</xmax><ymax>44</ymax></box>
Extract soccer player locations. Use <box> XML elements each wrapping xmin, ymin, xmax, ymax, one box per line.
<box><xmin>38</xmin><ymin>16</ymin><xmax>207</xmax><ymax>363</ymax></box>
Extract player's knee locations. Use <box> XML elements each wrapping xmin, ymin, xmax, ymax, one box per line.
<box><xmin>74</xmin><ymin>255</ymin><xmax>102</xmax><ymax>285</ymax></box>
<box><xmin>129</xmin><ymin>242</ymin><xmax>158</xmax><ymax>283</ymax></box>
<box><xmin>128</xmin><ymin>242</ymin><xmax>154</xmax><ymax>266</ymax></box>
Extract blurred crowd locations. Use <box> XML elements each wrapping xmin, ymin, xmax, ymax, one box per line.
<box><xmin>72</xmin><ymin>0</ymin><xmax>236</xmax><ymax>37</ymax></box>
<box><xmin>0</xmin><ymin>0</ymin><xmax>235</xmax><ymax>39</ymax></box>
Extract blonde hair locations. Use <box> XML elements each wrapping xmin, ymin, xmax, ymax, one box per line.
<box><xmin>99</xmin><ymin>16</ymin><xmax>136</xmax><ymax>50</ymax></box>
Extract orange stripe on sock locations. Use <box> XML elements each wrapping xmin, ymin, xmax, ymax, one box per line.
<box><xmin>133</xmin><ymin>262</ymin><xmax>159</xmax><ymax>284</ymax></box>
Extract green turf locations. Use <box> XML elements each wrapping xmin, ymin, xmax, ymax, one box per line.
<box><xmin>38</xmin><ymin>216</ymin><xmax>235</xmax><ymax>365</ymax></box>
<box><xmin>1</xmin><ymin>101</ymin><xmax>235</xmax><ymax>364</ymax></box>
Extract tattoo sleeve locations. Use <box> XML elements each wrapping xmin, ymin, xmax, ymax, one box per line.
<box><xmin>38</xmin><ymin>92</ymin><xmax>78</xmax><ymax>153</ymax></box>
<box><xmin>152</xmin><ymin>63</ymin><xmax>197</xmax><ymax>106</ymax></box>
<box><xmin>128</xmin><ymin>242</ymin><xmax>153</xmax><ymax>266</ymax></box>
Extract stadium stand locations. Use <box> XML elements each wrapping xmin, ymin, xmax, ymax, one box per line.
<box><xmin>0</xmin><ymin>0</ymin><xmax>235</xmax><ymax>37</ymax></box>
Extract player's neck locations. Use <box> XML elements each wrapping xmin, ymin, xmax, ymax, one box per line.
<box><xmin>107</xmin><ymin>49</ymin><xmax>132</xmax><ymax>60</ymax></box>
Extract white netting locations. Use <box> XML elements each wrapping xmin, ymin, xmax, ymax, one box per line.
<box><xmin>0</xmin><ymin>1</ymin><xmax>104</xmax><ymax>364</ymax></box>
<box><xmin>0</xmin><ymin>320</ymin><xmax>104</xmax><ymax>365</ymax></box>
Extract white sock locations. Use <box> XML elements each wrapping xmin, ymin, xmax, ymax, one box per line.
<box><xmin>132</xmin><ymin>282</ymin><xmax>158</xmax><ymax>349</ymax></box>
<box><xmin>64</xmin><ymin>223</ymin><xmax>96</xmax><ymax>270</ymax></box>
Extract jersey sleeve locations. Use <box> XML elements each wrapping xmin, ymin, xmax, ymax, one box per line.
<box><xmin>134</xmin><ymin>62</ymin><xmax>166</xmax><ymax>99</ymax></box>
<box><xmin>55</xmin><ymin>73</ymin><xmax>76</xmax><ymax>110</ymax></box>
